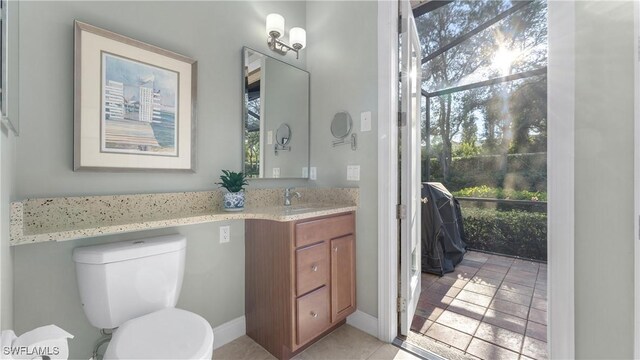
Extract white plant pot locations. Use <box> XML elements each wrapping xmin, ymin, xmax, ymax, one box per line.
<box><xmin>223</xmin><ymin>191</ymin><xmax>245</xmax><ymax>211</ymax></box>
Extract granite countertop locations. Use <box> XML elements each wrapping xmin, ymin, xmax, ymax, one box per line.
<box><xmin>9</xmin><ymin>188</ymin><xmax>358</xmax><ymax>246</ymax></box>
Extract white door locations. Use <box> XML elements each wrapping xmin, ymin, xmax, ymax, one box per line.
<box><xmin>398</xmin><ymin>0</ymin><xmax>422</xmax><ymax>336</ymax></box>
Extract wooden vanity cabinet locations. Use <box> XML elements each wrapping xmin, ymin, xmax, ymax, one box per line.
<box><xmin>245</xmin><ymin>212</ymin><xmax>356</xmax><ymax>360</ymax></box>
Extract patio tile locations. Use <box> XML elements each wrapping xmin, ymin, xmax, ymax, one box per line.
<box><xmin>466</xmin><ymin>338</ymin><xmax>519</xmax><ymax>360</ymax></box>
<box><xmin>474</xmin><ymin>322</ymin><xmax>524</xmax><ymax>353</ymax></box>
<box><xmin>435</xmin><ymin>310</ymin><xmax>480</xmax><ymax>335</ymax></box>
<box><xmin>444</xmin><ymin>269</ymin><xmax>475</xmax><ymax>281</ymax></box>
<box><xmin>465</xmin><ymin>252</ymin><xmax>490</xmax><ymax>262</ymax></box>
<box><xmin>411</xmin><ymin>315</ymin><xmax>433</xmax><ymax>334</ymax></box>
<box><xmin>463</xmin><ymin>282</ymin><xmax>498</xmax><ymax>297</ymax></box>
<box><xmin>437</xmin><ymin>276</ymin><xmax>469</xmax><ymax>289</ymax></box>
<box><xmin>447</xmin><ymin>299</ymin><xmax>487</xmax><ymax>320</ymax></box>
<box><xmin>494</xmin><ymin>289</ymin><xmax>532</xmax><ymax>306</ymax></box>
<box><xmin>456</xmin><ymin>265</ymin><xmax>480</xmax><ymax>274</ymax></box>
<box><xmin>456</xmin><ymin>290</ymin><xmax>493</xmax><ymax>307</ymax></box>
<box><xmin>475</xmin><ymin>269</ymin><xmax>507</xmax><ymax>281</ymax></box>
<box><xmin>531</xmin><ymin>297</ymin><xmax>547</xmax><ymax>311</ymax></box>
<box><xmin>421</xmin><ymin>273</ymin><xmax>439</xmax><ymax>288</ymax></box>
<box><xmin>425</xmin><ymin>323</ymin><xmax>473</xmax><ymax>351</ymax></box>
<box><xmin>460</xmin><ymin>259</ymin><xmax>485</xmax><ymax>269</ymax></box>
<box><xmin>415</xmin><ymin>303</ymin><xmax>445</xmax><ymax>321</ymax></box>
<box><xmin>486</xmin><ymin>256</ymin><xmax>514</xmax><ymax>267</ymax></box>
<box><xmin>427</xmin><ymin>282</ymin><xmax>462</xmax><ymax>298</ymax></box>
<box><xmin>470</xmin><ymin>275</ymin><xmax>503</xmax><ymax>288</ymax></box>
<box><xmin>520</xmin><ymin>356</ymin><xmax>535</xmax><ymax>360</ymax></box>
<box><xmin>480</xmin><ymin>263</ymin><xmax>510</xmax><ymax>274</ymax></box>
<box><xmin>533</xmin><ymin>287</ymin><xmax>547</xmax><ymax>299</ymax></box>
<box><xmin>506</xmin><ymin>269</ymin><xmax>537</xmax><ymax>279</ymax></box>
<box><xmin>420</xmin><ymin>291</ymin><xmax>454</xmax><ymax>308</ymax></box>
<box><xmin>489</xmin><ymin>299</ymin><xmax>529</xmax><ymax>319</ymax></box>
<box><xmin>500</xmin><ymin>282</ymin><xmax>534</xmax><ymax>296</ymax></box>
<box><xmin>510</xmin><ymin>264</ymin><xmax>539</xmax><ymax>274</ymax></box>
<box><xmin>522</xmin><ymin>336</ymin><xmax>548</xmax><ymax>360</ymax></box>
<box><xmin>503</xmin><ymin>275</ymin><xmax>536</xmax><ymax>288</ymax></box>
<box><xmin>528</xmin><ymin>308</ymin><xmax>547</xmax><ymax>325</ymax></box>
<box><xmin>525</xmin><ymin>321</ymin><xmax>547</xmax><ymax>342</ymax></box>
<box><xmin>483</xmin><ymin>309</ymin><xmax>527</xmax><ymax>334</ymax></box>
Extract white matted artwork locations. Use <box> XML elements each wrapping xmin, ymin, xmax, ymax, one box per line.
<box><xmin>74</xmin><ymin>21</ymin><xmax>197</xmax><ymax>172</ymax></box>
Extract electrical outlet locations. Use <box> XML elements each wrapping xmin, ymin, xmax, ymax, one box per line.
<box><xmin>347</xmin><ymin>165</ymin><xmax>360</xmax><ymax>181</ymax></box>
<box><xmin>219</xmin><ymin>225</ymin><xmax>230</xmax><ymax>243</ymax></box>
<box><xmin>267</xmin><ymin>131</ymin><xmax>273</xmax><ymax>145</ymax></box>
<box><xmin>273</xmin><ymin>167</ymin><xmax>280</xmax><ymax>178</ymax></box>
<box><xmin>361</xmin><ymin>111</ymin><xmax>372</xmax><ymax>132</ymax></box>
<box><xmin>310</xmin><ymin>167</ymin><xmax>317</xmax><ymax>180</ymax></box>
<box><xmin>302</xmin><ymin>167</ymin><xmax>309</xmax><ymax>178</ymax></box>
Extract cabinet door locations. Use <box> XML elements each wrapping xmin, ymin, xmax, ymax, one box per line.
<box><xmin>330</xmin><ymin>235</ymin><xmax>356</xmax><ymax>322</ymax></box>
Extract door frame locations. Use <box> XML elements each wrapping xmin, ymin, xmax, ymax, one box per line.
<box><xmin>376</xmin><ymin>1</ymin><xmax>576</xmax><ymax>358</ymax></box>
<box><xmin>633</xmin><ymin>1</ymin><xmax>640</xmax><ymax>357</ymax></box>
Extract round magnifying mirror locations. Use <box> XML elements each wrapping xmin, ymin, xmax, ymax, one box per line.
<box><xmin>276</xmin><ymin>124</ymin><xmax>291</xmax><ymax>146</ymax></box>
<box><xmin>331</xmin><ymin>112</ymin><xmax>352</xmax><ymax>139</ymax></box>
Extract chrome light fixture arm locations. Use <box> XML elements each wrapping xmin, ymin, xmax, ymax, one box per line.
<box><xmin>268</xmin><ymin>33</ymin><xmax>302</xmax><ymax>59</ymax></box>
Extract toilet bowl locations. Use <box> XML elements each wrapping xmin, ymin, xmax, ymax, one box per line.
<box><xmin>104</xmin><ymin>308</ymin><xmax>213</xmax><ymax>360</ymax></box>
<box><xmin>73</xmin><ymin>235</ymin><xmax>214</xmax><ymax>359</ymax></box>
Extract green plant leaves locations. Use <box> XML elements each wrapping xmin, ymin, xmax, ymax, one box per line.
<box><xmin>216</xmin><ymin>170</ymin><xmax>249</xmax><ymax>193</ymax></box>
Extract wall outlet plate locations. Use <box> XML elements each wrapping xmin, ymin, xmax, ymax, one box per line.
<box><xmin>310</xmin><ymin>167</ymin><xmax>317</xmax><ymax>180</ymax></box>
<box><xmin>361</xmin><ymin>111</ymin><xmax>372</xmax><ymax>132</ymax></box>
<box><xmin>302</xmin><ymin>167</ymin><xmax>309</xmax><ymax>178</ymax></box>
<box><xmin>267</xmin><ymin>131</ymin><xmax>273</xmax><ymax>145</ymax></box>
<box><xmin>273</xmin><ymin>167</ymin><xmax>280</xmax><ymax>178</ymax></box>
<box><xmin>347</xmin><ymin>165</ymin><xmax>360</xmax><ymax>181</ymax></box>
<box><xmin>219</xmin><ymin>225</ymin><xmax>230</xmax><ymax>243</ymax></box>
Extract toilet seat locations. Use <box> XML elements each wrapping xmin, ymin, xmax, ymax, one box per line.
<box><xmin>103</xmin><ymin>308</ymin><xmax>214</xmax><ymax>360</ymax></box>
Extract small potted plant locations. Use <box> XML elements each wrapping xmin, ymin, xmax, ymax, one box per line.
<box><xmin>216</xmin><ymin>170</ymin><xmax>249</xmax><ymax>211</ymax></box>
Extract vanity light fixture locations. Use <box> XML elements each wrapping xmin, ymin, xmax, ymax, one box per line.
<box><xmin>266</xmin><ymin>13</ymin><xmax>306</xmax><ymax>59</ymax></box>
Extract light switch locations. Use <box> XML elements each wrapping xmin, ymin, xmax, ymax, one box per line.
<box><xmin>302</xmin><ymin>167</ymin><xmax>309</xmax><ymax>178</ymax></box>
<box><xmin>272</xmin><ymin>167</ymin><xmax>280</xmax><ymax>178</ymax></box>
<box><xmin>310</xmin><ymin>167</ymin><xmax>317</xmax><ymax>180</ymax></box>
<box><xmin>361</xmin><ymin>111</ymin><xmax>372</xmax><ymax>132</ymax></box>
<box><xmin>267</xmin><ymin>131</ymin><xmax>273</xmax><ymax>145</ymax></box>
<box><xmin>347</xmin><ymin>165</ymin><xmax>360</xmax><ymax>181</ymax></box>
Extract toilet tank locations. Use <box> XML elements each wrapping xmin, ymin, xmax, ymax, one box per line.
<box><xmin>73</xmin><ymin>234</ymin><xmax>187</xmax><ymax>329</ymax></box>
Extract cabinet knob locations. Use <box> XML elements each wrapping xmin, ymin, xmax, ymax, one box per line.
<box><xmin>311</xmin><ymin>264</ymin><xmax>318</xmax><ymax>272</ymax></box>
<box><xmin>310</xmin><ymin>311</ymin><xmax>318</xmax><ymax>318</ymax></box>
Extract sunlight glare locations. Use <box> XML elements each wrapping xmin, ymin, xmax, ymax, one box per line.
<box><xmin>493</xmin><ymin>47</ymin><xmax>517</xmax><ymax>76</ymax></box>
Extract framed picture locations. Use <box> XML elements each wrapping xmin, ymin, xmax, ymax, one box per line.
<box><xmin>74</xmin><ymin>21</ymin><xmax>197</xmax><ymax>172</ymax></box>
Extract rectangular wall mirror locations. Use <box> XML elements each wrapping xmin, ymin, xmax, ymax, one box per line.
<box><xmin>242</xmin><ymin>47</ymin><xmax>309</xmax><ymax>179</ymax></box>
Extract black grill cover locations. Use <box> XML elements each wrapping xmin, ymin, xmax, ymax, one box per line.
<box><xmin>421</xmin><ymin>182</ymin><xmax>467</xmax><ymax>276</ymax></box>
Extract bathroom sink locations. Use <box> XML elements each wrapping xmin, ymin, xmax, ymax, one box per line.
<box><xmin>283</xmin><ymin>206</ymin><xmax>318</xmax><ymax>213</ymax></box>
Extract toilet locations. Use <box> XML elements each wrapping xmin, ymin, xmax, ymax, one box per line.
<box><xmin>73</xmin><ymin>234</ymin><xmax>214</xmax><ymax>359</ymax></box>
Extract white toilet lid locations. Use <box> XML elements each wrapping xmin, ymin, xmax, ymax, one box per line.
<box><xmin>104</xmin><ymin>308</ymin><xmax>214</xmax><ymax>360</ymax></box>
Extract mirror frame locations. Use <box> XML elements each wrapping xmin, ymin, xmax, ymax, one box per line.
<box><xmin>241</xmin><ymin>46</ymin><xmax>311</xmax><ymax>180</ymax></box>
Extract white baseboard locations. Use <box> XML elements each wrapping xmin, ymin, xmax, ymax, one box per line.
<box><xmin>347</xmin><ymin>310</ymin><xmax>378</xmax><ymax>338</ymax></box>
<box><xmin>212</xmin><ymin>316</ymin><xmax>246</xmax><ymax>350</ymax></box>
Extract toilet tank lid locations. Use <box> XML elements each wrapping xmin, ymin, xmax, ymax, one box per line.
<box><xmin>73</xmin><ymin>234</ymin><xmax>186</xmax><ymax>265</ymax></box>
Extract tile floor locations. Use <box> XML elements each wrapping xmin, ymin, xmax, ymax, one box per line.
<box><xmin>409</xmin><ymin>251</ymin><xmax>548</xmax><ymax>360</ymax></box>
<box><xmin>213</xmin><ymin>324</ymin><xmax>421</xmax><ymax>360</ymax></box>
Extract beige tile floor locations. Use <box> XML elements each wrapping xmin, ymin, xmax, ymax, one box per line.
<box><xmin>408</xmin><ymin>251</ymin><xmax>548</xmax><ymax>360</ymax></box>
<box><xmin>213</xmin><ymin>325</ymin><xmax>421</xmax><ymax>360</ymax></box>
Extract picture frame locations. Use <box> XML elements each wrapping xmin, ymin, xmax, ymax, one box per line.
<box><xmin>74</xmin><ymin>21</ymin><xmax>197</xmax><ymax>172</ymax></box>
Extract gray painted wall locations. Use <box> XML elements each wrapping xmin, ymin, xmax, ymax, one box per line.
<box><xmin>306</xmin><ymin>1</ymin><xmax>378</xmax><ymax>317</ymax></box>
<box><xmin>1</xmin><ymin>127</ymin><xmax>15</xmax><ymax>331</ymax></box>
<box><xmin>12</xmin><ymin>1</ymin><xmax>308</xmax><ymax>358</ymax></box>
<box><xmin>574</xmin><ymin>1</ymin><xmax>635</xmax><ymax>358</ymax></box>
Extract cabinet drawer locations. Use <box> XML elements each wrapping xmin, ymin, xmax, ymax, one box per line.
<box><xmin>296</xmin><ymin>286</ymin><xmax>330</xmax><ymax>345</ymax></box>
<box><xmin>296</xmin><ymin>242</ymin><xmax>329</xmax><ymax>296</ymax></box>
<box><xmin>295</xmin><ymin>213</ymin><xmax>354</xmax><ymax>248</ymax></box>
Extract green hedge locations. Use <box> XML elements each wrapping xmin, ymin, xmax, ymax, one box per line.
<box><xmin>453</xmin><ymin>185</ymin><xmax>547</xmax><ymax>201</ymax></box>
<box><xmin>461</xmin><ymin>207</ymin><xmax>547</xmax><ymax>261</ymax></box>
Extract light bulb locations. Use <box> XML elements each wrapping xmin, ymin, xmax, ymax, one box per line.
<box><xmin>290</xmin><ymin>27</ymin><xmax>306</xmax><ymax>50</ymax></box>
<box><xmin>266</xmin><ymin>13</ymin><xmax>285</xmax><ymax>39</ymax></box>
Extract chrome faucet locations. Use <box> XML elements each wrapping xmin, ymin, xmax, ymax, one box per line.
<box><xmin>284</xmin><ymin>187</ymin><xmax>301</xmax><ymax>206</ymax></box>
